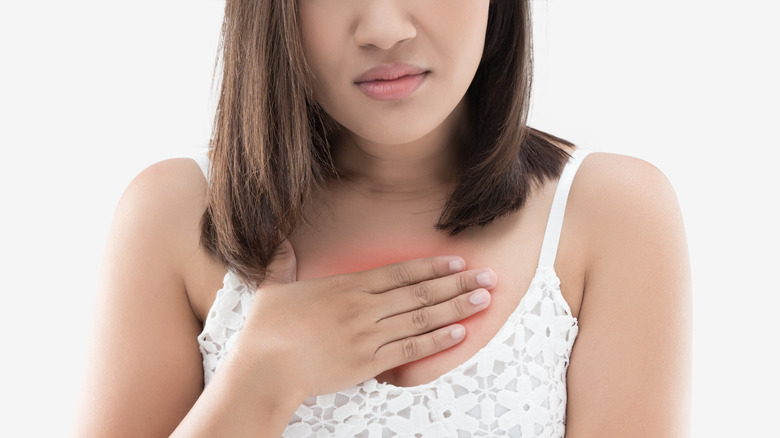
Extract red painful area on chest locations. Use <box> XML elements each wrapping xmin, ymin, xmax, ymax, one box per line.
<box><xmin>293</xmin><ymin>240</ymin><xmax>530</xmax><ymax>388</ymax></box>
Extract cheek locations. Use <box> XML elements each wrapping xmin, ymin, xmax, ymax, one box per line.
<box><xmin>431</xmin><ymin>1</ymin><xmax>491</xmax><ymax>71</ymax></box>
<box><xmin>298</xmin><ymin>3</ymin><xmax>345</xmax><ymax>95</ymax></box>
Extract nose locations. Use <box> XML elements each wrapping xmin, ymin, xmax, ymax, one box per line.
<box><xmin>353</xmin><ymin>1</ymin><xmax>417</xmax><ymax>50</ymax></box>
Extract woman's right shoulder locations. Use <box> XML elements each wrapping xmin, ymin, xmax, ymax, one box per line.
<box><xmin>123</xmin><ymin>157</ymin><xmax>208</xmax><ymax>209</ymax></box>
<box><xmin>112</xmin><ymin>157</ymin><xmax>209</xmax><ymax>273</ymax></box>
<box><xmin>75</xmin><ymin>158</ymin><xmax>212</xmax><ymax>435</ymax></box>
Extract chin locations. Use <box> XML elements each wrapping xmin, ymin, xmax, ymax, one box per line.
<box><xmin>351</xmin><ymin>127</ymin><xmax>431</xmax><ymax>147</ymax></box>
<box><xmin>346</xmin><ymin>110</ymin><xmax>455</xmax><ymax>147</ymax></box>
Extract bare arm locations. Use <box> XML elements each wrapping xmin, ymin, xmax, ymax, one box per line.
<box><xmin>564</xmin><ymin>154</ymin><xmax>692</xmax><ymax>436</ymax></box>
<box><xmin>73</xmin><ymin>159</ymin><xmax>209</xmax><ymax>436</ymax></box>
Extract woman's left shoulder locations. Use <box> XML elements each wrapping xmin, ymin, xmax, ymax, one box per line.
<box><xmin>572</xmin><ymin>151</ymin><xmax>681</xmax><ymax>222</ymax></box>
<box><xmin>576</xmin><ymin>151</ymin><xmax>675</xmax><ymax>194</ymax></box>
<box><xmin>566</xmin><ymin>150</ymin><xmax>687</xmax><ymax>263</ymax></box>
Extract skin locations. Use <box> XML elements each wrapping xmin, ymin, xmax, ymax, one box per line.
<box><xmin>74</xmin><ymin>0</ymin><xmax>691</xmax><ymax>436</ymax></box>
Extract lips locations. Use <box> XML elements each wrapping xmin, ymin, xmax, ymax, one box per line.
<box><xmin>354</xmin><ymin>63</ymin><xmax>430</xmax><ymax>101</ymax></box>
<box><xmin>355</xmin><ymin>63</ymin><xmax>428</xmax><ymax>83</ymax></box>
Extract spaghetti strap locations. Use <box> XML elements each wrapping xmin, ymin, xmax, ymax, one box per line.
<box><xmin>537</xmin><ymin>149</ymin><xmax>591</xmax><ymax>268</ymax></box>
<box><xmin>190</xmin><ymin>152</ymin><xmax>211</xmax><ymax>182</ymax></box>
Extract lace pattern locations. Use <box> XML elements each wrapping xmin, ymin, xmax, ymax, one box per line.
<box><xmin>198</xmin><ymin>270</ymin><xmax>254</xmax><ymax>384</ymax></box>
<box><xmin>197</xmin><ymin>266</ymin><xmax>578</xmax><ymax>437</ymax></box>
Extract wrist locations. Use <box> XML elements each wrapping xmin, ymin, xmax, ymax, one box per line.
<box><xmin>222</xmin><ymin>341</ymin><xmax>309</xmax><ymax>408</ymax></box>
<box><xmin>172</xmin><ymin>348</ymin><xmax>306</xmax><ymax>438</ymax></box>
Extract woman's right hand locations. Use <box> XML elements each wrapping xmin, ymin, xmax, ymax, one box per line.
<box><xmin>231</xmin><ymin>240</ymin><xmax>496</xmax><ymax>399</ymax></box>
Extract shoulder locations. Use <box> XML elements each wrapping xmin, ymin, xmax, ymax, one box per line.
<box><xmin>569</xmin><ymin>152</ymin><xmax>683</xmax><ymax>255</ymax></box>
<box><xmin>112</xmin><ymin>157</ymin><xmax>208</xmax><ymax>272</ymax></box>
<box><xmin>574</xmin><ymin>151</ymin><xmax>676</xmax><ymax>204</ymax></box>
<box><xmin>123</xmin><ymin>157</ymin><xmax>207</xmax><ymax>207</ymax></box>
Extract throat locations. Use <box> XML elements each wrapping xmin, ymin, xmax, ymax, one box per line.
<box><xmin>293</xmin><ymin>187</ymin><xmax>456</xmax><ymax>279</ymax></box>
<box><xmin>328</xmin><ymin>120</ymin><xmax>464</xmax><ymax>202</ymax></box>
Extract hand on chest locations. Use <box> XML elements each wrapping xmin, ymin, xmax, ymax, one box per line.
<box><xmin>289</xmin><ymin>212</ymin><xmax>546</xmax><ymax>388</ymax></box>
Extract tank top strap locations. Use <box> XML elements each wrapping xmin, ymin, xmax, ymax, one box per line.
<box><xmin>190</xmin><ymin>151</ymin><xmax>211</xmax><ymax>183</ymax></box>
<box><xmin>537</xmin><ymin>149</ymin><xmax>591</xmax><ymax>268</ymax></box>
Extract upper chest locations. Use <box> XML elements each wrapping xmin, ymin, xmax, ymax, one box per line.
<box><xmin>283</xmin><ymin>191</ymin><xmax>578</xmax><ymax>387</ymax></box>
<box><xmin>188</xmin><ymin>180</ymin><xmax>586</xmax><ymax>388</ymax></box>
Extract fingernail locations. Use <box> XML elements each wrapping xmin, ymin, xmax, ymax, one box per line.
<box><xmin>469</xmin><ymin>289</ymin><xmax>490</xmax><ymax>305</ymax></box>
<box><xmin>476</xmin><ymin>270</ymin><xmax>496</xmax><ymax>288</ymax></box>
<box><xmin>450</xmin><ymin>326</ymin><xmax>465</xmax><ymax>339</ymax></box>
<box><xmin>449</xmin><ymin>258</ymin><xmax>466</xmax><ymax>273</ymax></box>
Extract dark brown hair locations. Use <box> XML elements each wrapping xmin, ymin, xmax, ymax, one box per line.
<box><xmin>201</xmin><ymin>0</ymin><xmax>571</xmax><ymax>285</ymax></box>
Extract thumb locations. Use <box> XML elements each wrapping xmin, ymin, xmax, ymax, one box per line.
<box><xmin>263</xmin><ymin>239</ymin><xmax>297</xmax><ymax>285</ymax></box>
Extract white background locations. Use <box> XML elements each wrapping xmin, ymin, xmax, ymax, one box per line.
<box><xmin>1</xmin><ymin>0</ymin><xmax>777</xmax><ymax>436</ymax></box>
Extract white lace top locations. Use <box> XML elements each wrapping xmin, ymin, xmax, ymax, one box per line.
<box><xmin>193</xmin><ymin>149</ymin><xmax>590</xmax><ymax>437</ymax></box>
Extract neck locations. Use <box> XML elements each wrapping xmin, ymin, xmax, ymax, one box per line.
<box><xmin>331</xmin><ymin>100</ymin><xmax>468</xmax><ymax>201</ymax></box>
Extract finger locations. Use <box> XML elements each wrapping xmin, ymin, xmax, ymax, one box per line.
<box><xmin>373</xmin><ymin>324</ymin><xmax>467</xmax><ymax>373</ymax></box>
<box><xmin>375</xmin><ymin>268</ymin><xmax>497</xmax><ymax>319</ymax></box>
<box><xmin>352</xmin><ymin>256</ymin><xmax>467</xmax><ymax>294</ymax></box>
<box><xmin>262</xmin><ymin>239</ymin><xmax>297</xmax><ymax>286</ymax></box>
<box><xmin>376</xmin><ymin>288</ymin><xmax>491</xmax><ymax>344</ymax></box>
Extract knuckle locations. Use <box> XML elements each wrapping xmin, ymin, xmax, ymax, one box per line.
<box><xmin>389</xmin><ymin>264</ymin><xmax>412</xmax><ymax>288</ymax></box>
<box><xmin>401</xmin><ymin>338</ymin><xmax>417</xmax><ymax>360</ymax></box>
<box><xmin>428</xmin><ymin>259</ymin><xmax>442</xmax><ymax>278</ymax></box>
<box><xmin>456</xmin><ymin>273</ymin><xmax>470</xmax><ymax>294</ymax></box>
<box><xmin>333</xmin><ymin>274</ymin><xmax>369</xmax><ymax>294</ymax></box>
<box><xmin>411</xmin><ymin>308</ymin><xmax>430</xmax><ymax>330</ymax></box>
<box><xmin>411</xmin><ymin>283</ymin><xmax>434</xmax><ymax>307</ymax></box>
<box><xmin>430</xmin><ymin>330</ymin><xmax>443</xmax><ymax>350</ymax></box>
<box><xmin>344</xmin><ymin>299</ymin><xmax>366</xmax><ymax>321</ymax></box>
<box><xmin>329</xmin><ymin>273</ymin><xmax>350</xmax><ymax>289</ymax></box>
<box><xmin>450</xmin><ymin>296</ymin><xmax>467</xmax><ymax>317</ymax></box>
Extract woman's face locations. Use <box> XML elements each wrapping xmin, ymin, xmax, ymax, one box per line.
<box><xmin>299</xmin><ymin>0</ymin><xmax>491</xmax><ymax>146</ymax></box>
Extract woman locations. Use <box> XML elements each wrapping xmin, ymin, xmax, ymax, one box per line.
<box><xmin>74</xmin><ymin>0</ymin><xmax>691</xmax><ymax>436</ymax></box>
